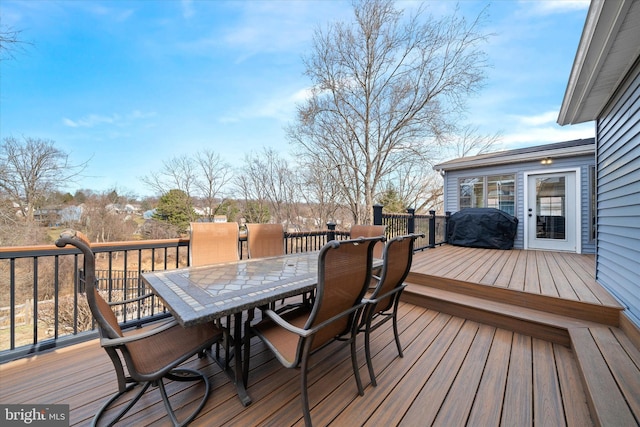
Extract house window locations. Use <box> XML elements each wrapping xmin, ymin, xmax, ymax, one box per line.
<box><xmin>459</xmin><ymin>177</ymin><xmax>484</xmax><ymax>209</ymax></box>
<box><xmin>487</xmin><ymin>175</ymin><xmax>515</xmax><ymax>215</ymax></box>
<box><xmin>459</xmin><ymin>174</ymin><xmax>516</xmax><ymax>216</ymax></box>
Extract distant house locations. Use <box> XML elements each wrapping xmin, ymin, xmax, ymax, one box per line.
<box><xmin>558</xmin><ymin>0</ymin><xmax>640</xmax><ymax>330</ymax></box>
<box><xmin>434</xmin><ymin>138</ymin><xmax>596</xmax><ymax>254</ymax></box>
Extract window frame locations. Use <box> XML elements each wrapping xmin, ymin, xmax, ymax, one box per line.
<box><xmin>458</xmin><ymin>174</ymin><xmax>516</xmax><ymax>216</ymax></box>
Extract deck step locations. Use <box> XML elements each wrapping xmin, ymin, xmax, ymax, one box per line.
<box><xmin>405</xmin><ymin>272</ymin><xmax>622</xmax><ymax>326</ymax></box>
<box><xmin>402</xmin><ymin>282</ymin><xmax>640</xmax><ymax>426</ymax></box>
<box><xmin>402</xmin><ymin>283</ymin><xmax>602</xmax><ymax>346</ymax></box>
<box><xmin>569</xmin><ymin>327</ymin><xmax>640</xmax><ymax>426</ymax></box>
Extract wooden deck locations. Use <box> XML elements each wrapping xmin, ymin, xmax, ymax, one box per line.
<box><xmin>1</xmin><ymin>246</ymin><xmax>639</xmax><ymax>426</ymax></box>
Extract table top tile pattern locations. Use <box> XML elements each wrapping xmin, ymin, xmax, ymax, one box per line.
<box><xmin>142</xmin><ymin>252</ymin><xmax>319</xmax><ymax>326</ymax></box>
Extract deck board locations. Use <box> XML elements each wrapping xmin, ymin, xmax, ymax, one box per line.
<box><xmin>2</xmin><ymin>302</ymin><xmax>636</xmax><ymax>427</ymax></box>
<box><xmin>2</xmin><ymin>245</ymin><xmax>639</xmax><ymax>426</ymax></box>
<box><xmin>409</xmin><ymin>246</ymin><xmax>621</xmax><ymax>308</ymax></box>
<box><xmin>465</xmin><ymin>328</ymin><xmax>512</xmax><ymax>426</ymax></box>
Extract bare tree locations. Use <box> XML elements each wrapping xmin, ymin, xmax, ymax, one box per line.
<box><xmin>141</xmin><ymin>155</ymin><xmax>198</xmax><ymax>196</ymax></box>
<box><xmin>194</xmin><ymin>150</ymin><xmax>233</xmax><ymax>221</ymax></box>
<box><xmin>298</xmin><ymin>161</ymin><xmax>343</xmax><ymax>229</ymax></box>
<box><xmin>0</xmin><ymin>136</ymin><xmax>86</xmax><ymax>223</ymax></box>
<box><xmin>141</xmin><ymin>151</ymin><xmax>234</xmax><ymax>221</ymax></box>
<box><xmin>439</xmin><ymin>124</ymin><xmax>500</xmax><ymax>159</ymax></box>
<box><xmin>0</xmin><ymin>24</ymin><xmax>30</xmax><ymax>61</ymax></box>
<box><xmin>382</xmin><ymin>161</ymin><xmax>443</xmax><ymax>214</ymax></box>
<box><xmin>287</xmin><ymin>0</ymin><xmax>490</xmax><ymax>224</ymax></box>
<box><xmin>80</xmin><ymin>189</ymin><xmax>138</xmax><ymax>243</ymax></box>
<box><xmin>235</xmin><ymin>148</ymin><xmax>301</xmax><ymax>226</ymax></box>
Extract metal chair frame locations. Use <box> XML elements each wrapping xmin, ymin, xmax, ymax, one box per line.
<box><xmin>56</xmin><ymin>230</ymin><xmax>225</xmax><ymax>426</ymax></box>
<box><xmin>360</xmin><ymin>233</ymin><xmax>424</xmax><ymax>386</ymax></box>
<box><xmin>244</xmin><ymin>236</ymin><xmax>384</xmax><ymax>427</ymax></box>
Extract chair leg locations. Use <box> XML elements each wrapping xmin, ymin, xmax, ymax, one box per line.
<box><xmin>364</xmin><ymin>324</ymin><xmax>377</xmax><ymax>387</ymax></box>
<box><xmin>392</xmin><ymin>311</ymin><xmax>403</xmax><ymax>358</ymax></box>
<box><xmin>350</xmin><ymin>332</ymin><xmax>365</xmax><ymax>395</ymax></box>
<box><xmin>392</xmin><ymin>299</ymin><xmax>404</xmax><ymax>358</ymax></box>
<box><xmin>93</xmin><ymin>381</ymin><xmax>149</xmax><ymax>427</ymax></box>
<box><xmin>300</xmin><ymin>349</ymin><xmax>313</xmax><ymax>427</ymax></box>
<box><xmin>161</xmin><ymin>368</ymin><xmax>211</xmax><ymax>426</ymax></box>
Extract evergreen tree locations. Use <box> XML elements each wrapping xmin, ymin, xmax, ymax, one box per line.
<box><xmin>153</xmin><ymin>189</ymin><xmax>197</xmax><ymax>233</ymax></box>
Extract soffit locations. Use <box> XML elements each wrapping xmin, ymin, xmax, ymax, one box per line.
<box><xmin>558</xmin><ymin>0</ymin><xmax>640</xmax><ymax>125</ymax></box>
<box><xmin>434</xmin><ymin>139</ymin><xmax>595</xmax><ymax>171</ymax></box>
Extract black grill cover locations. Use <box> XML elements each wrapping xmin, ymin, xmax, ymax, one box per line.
<box><xmin>447</xmin><ymin>208</ymin><xmax>518</xmax><ymax>250</ymax></box>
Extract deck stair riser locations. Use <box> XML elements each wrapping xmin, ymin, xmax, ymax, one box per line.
<box><xmin>401</xmin><ymin>283</ymin><xmax>604</xmax><ymax>347</ymax></box>
<box><xmin>402</xmin><ymin>271</ymin><xmax>640</xmax><ymax>427</ymax></box>
<box><xmin>405</xmin><ymin>272</ymin><xmax>622</xmax><ymax>327</ymax></box>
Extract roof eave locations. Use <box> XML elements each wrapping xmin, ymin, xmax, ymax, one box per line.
<box><xmin>558</xmin><ymin>0</ymin><xmax>639</xmax><ymax>125</ymax></box>
<box><xmin>434</xmin><ymin>143</ymin><xmax>595</xmax><ymax>172</ymax></box>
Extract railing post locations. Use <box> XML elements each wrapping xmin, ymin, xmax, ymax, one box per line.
<box><xmin>429</xmin><ymin>210</ymin><xmax>436</xmax><ymax>248</ymax></box>
<box><xmin>445</xmin><ymin>211</ymin><xmax>451</xmax><ymax>243</ymax></box>
<box><xmin>326</xmin><ymin>222</ymin><xmax>336</xmax><ymax>241</ymax></box>
<box><xmin>407</xmin><ymin>208</ymin><xmax>415</xmax><ymax>234</ymax></box>
<box><xmin>373</xmin><ymin>204</ymin><xmax>383</xmax><ymax>225</ymax></box>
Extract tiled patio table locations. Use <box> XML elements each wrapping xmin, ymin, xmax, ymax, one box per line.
<box><xmin>141</xmin><ymin>251</ymin><xmax>355</xmax><ymax>406</ymax></box>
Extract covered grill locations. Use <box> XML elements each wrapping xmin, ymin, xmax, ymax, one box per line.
<box><xmin>447</xmin><ymin>208</ymin><xmax>518</xmax><ymax>250</ymax></box>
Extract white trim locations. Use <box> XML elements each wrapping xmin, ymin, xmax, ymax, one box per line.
<box><xmin>558</xmin><ymin>0</ymin><xmax>638</xmax><ymax>124</ymax></box>
<box><xmin>435</xmin><ymin>140</ymin><xmax>594</xmax><ymax>171</ymax></box>
<box><xmin>523</xmin><ymin>168</ymin><xmax>582</xmax><ymax>254</ymax></box>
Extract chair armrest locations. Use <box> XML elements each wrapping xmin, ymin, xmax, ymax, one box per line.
<box><xmin>262</xmin><ymin>309</ymin><xmax>313</xmax><ymax>337</ymax></box>
<box><xmin>262</xmin><ymin>302</ymin><xmax>367</xmax><ymax>338</ymax></box>
<box><xmin>101</xmin><ymin>319</ymin><xmax>180</xmax><ymax>347</ymax></box>
<box><xmin>305</xmin><ymin>302</ymin><xmax>366</xmax><ymax>335</ymax></box>
<box><xmin>363</xmin><ymin>283</ymin><xmax>407</xmax><ymax>304</ymax></box>
<box><xmin>106</xmin><ymin>293</ymin><xmax>156</xmax><ymax>306</ymax></box>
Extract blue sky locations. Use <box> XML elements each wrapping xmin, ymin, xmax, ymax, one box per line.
<box><xmin>1</xmin><ymin>0</ymin><xmax>594</xmax><ymax>198</ymax></box>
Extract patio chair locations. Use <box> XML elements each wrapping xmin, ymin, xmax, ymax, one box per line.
<box><xmin>359</xmin><ymin>233</ymin><xmax>423</xmax><ymax>386</ymax></box>
<box><xmin>350</xmin><ymin>224</ymin><xmax>386</xmax><ymax>259</ymax></box>
<box><xmin>55</xmin><ymin>230</ymin><xmax>225</xmax><ymax>426</ymax></box>
<box><xmin>189</xmin><ymin>222</ymin><xmax>239</xmax><ymax>266</ymax></box>
<box><xmin>246</xmin><ymin>223</ymin><xmax>285</xmax><ymax>258</ymax></box>
<box><xmin>245</xmin><ymin>236</ymin><xmax>384</xmax><ymax>427</ymax></box>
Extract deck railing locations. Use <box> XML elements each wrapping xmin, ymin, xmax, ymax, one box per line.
<box><xmin>0</xmin><ymin>210</ymin><xmax>447</xmax><ymax>363</ymax></box>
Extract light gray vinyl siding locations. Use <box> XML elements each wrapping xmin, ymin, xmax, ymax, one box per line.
<box><xmin>595</xmin><ymin>64</ymin><xmax>640</xmax><ymax>325</ymax></box>
<box><xmin>443</xmin><ymin>155</ymin><xmax>595</xmax><ymax>253</ymax></box>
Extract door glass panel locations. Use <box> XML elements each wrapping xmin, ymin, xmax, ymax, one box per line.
<box><xmin>536</xmin><ymin>177</ymin><xmax>566</xmax><ymax>240</ymax></box>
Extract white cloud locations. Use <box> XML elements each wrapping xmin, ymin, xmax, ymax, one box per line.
<box><xmin>516</xmin><ymin>111</ymin><xmax>561</xmax><ymax>126</ymax></box>
<box><xmin>62</xmin><ymin>111</ymin><xmax>156</xmax><ymax>128</ymax></box>
<box><xmin>219</xmin><ymin>86</ymin><xmax>312</xmax><ymax>124</ymax></box>
<box><xmin>521</xmin><ymin>0</ymin><xmax>590</xmax><ymax>16</ymax></box>
<box><xmin>62</xmin><ymin>114</ymin><xmax>117</xmax><ymax>128</ymax></box>
<box><xmin>501</xmin><ymin>122</ymin><xmax>594</xmax><ymax>148</ymax></box>
<box><xmin>219</xmin><ymin>1</ymin><xmax>351</xmax><ymax>59</ymax></box>
<box><xmin>181</xmin><ymin>0</ymin><xmax>194</xmax><ymax>19</ymax></box>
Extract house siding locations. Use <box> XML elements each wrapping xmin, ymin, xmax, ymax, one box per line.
<box><xmin>595</xmin><ymin>63</ymin><xmax>640</xmax><ymax>325</ymax></box>
<box><xmin>443</xmin><ymin>154</ymin><xmax>596</xmax><ymax>253</ymax></box>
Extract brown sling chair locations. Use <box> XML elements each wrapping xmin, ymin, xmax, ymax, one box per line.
<box><xmin>55</xmin><ymin>230</ymin><xmax>225</xmax><ymax>426</ymax></box>
<box><xmin>360</xmin><ymin>233</ymin><xmax>423</xmax><ymax>386</ymax></box>
<box><xmin>245</xmin><ymin>236</ymin><xmax>384</xmax><ymax>427</ymax></box>
<box><xmin>189</xmin><ymin>222</ymin><xmax>240</xmax><ymax>266</ymax></box>
<box><xmin>246</xmin><ymin>223</ymin><xmax>285</xmax><ymax>259</ymax></box>
<box><xmin>349</xmin><ymin>224</ymin><xmax>386</xmax><ymax>259</ymax></box>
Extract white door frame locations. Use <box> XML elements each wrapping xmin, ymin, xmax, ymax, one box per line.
<box><xmin>523</xmin><ymin>168</ymin><xmax>581</xmax><ymax>253</ymax></box>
